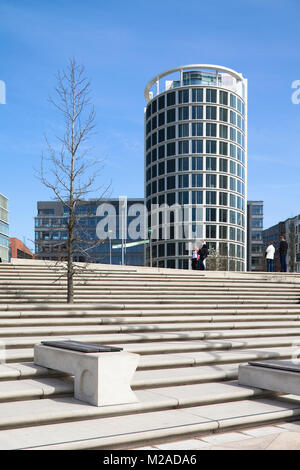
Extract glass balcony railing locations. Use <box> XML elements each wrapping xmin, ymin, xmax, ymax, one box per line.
<box><xmin>169</xmin><ymin>71</ymin><xmax>223</xmax><ymax>90</ymax></box>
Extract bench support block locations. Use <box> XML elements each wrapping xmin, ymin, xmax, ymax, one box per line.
<box><xmin>238</xmin><ymin>364</ymin><xmax>300</xmax><ymax>395</ymax></box>
<box><xmin>34</xmin><ymin>344</ymin><xmax>139</xmax><ymax>407</ymax></box>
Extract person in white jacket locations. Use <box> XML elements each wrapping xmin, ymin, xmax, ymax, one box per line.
<box><xmin>266</xmin><ymin>241</ymin><xmax>275</xmax><ymax>272</ymax></box>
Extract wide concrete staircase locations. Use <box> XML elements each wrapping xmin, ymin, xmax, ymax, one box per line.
<box><xmin>1</xmin><ymin>260</ymin><xmax>300</xmax><ymax>449</ymax></box>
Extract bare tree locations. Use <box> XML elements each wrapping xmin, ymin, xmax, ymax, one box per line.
<box><xmin>38</xmin><ymin>58</ymin><xmax>109</xmax><ymax>303</ymax></box>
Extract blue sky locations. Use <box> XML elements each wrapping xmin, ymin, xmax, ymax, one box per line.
<box><xmin>0</xmin><ymin>0</ymin><xmax>300</xmax><ymax>250</ymax></box>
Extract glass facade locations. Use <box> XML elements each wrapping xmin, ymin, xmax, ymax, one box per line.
<box><xmin>145</xmin><ymin>66</ymin><xmax>247</xmax><ymax>270</ymax></box>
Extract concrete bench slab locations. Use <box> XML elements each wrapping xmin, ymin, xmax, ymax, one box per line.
<box><xmin>34</xmin><ymin>342</ymin><xmax>139</xmax><ymax>407</ymax></box>
<box><xmin>238</xmin><ymin>360</ymin><xmax>300</xmax><ymax>396</ymax></box>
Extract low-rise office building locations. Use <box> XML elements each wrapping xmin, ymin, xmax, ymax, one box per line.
<box><xmin>35</xmin><ymin>197</ymin><xmax>145</xmax><ymax>266</ymax></box>
<box><xmin>247</xmin><ymin>201</ymin><xmax>264</xmax><ymax>271</ymax></box>
<box><xmin>9</xmin><ymin>238</ymin><xmax>34</xmax><ymax>260</ymax></box>
<box><xmin>263</xmin><ymin>215</ymin><xmax>300</xmax><ymax>272</ymax></box>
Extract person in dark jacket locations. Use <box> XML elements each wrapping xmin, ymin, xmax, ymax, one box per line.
<box><xmin>279</xmin><ymin>235</ymin><xmax>288</xmax><ymax>272</ymax></box>
<box><xmin>199</xmin><ymin>241</ymin><xmax>209</xmax><ymax>270</ymax></box>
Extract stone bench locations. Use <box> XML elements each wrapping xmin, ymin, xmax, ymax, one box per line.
<box><xmin>238</xmin><ymin>360</ymin><xmax>300</xmax><ymax>395</ymax></box>
<box><xmin>34</xmin><ymin>340</ymin><xmax>140</xmax><ymax>407</ymax></box>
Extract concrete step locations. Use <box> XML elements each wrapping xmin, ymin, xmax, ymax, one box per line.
<box><xmin>0</xmin><ymin>379</ymin><xmax>272</xmax><ymax>431</ymax></box>
<box><xmin>1</xmin><ymin>289</ymin><xmax>299</xmax><ymax>301</ymax></box>
<box><xmin>2</xmin><ymin>320</ymin><xmax>300</xmax><ymax>338</ymax></box>
<box><xmin>1</xmin><ymin>282</ymin><xmax>300</xmax><ymax>294</ymax></box>
<box><xmin>2</xmin><ymin>308</ymin><xmax>300</xmax><ymax>319</ymax></box>
<box><xmin>4</xmin><ymin>327</ymin><xmax>300</xmax><ymax>356</ymax></box>
<box><xmin>1</xmin><ymin>313</ymin><xmax>300</xmax><ymax>327</ymax></box>
<box><xmin>0</xmin><ymin>392</ymin><xmax>300</xmax><ymax>449</ymax></box>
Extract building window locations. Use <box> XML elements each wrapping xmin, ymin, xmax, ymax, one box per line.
<box><xmin>178</xmin><ymin>106</ymin><xmax>189</xmax><ymax>120</ymax></box>
<box><xmin>192</xmin><ymin>123</ymin><xmax>203</xmax><ymax>136</ymax></box>
<box><xmin>219</xmin><ymin>158</ymin><xmax>228</xmax><ymax>172</ymax></box>
<box><xmin>206</xmin><ymin>89</ymin><xmax>217</xmax><ymax>103</ymax></box>
<box><xmin>167</xmin><ymin>126</ymin><xmax>175</xmax><ymax>140</ymax></box>
<box><xmin>230</xmin><ymin>177</ymin><xmax>236</xmax><ymax>191</ymax></box>
<box><xmin>206</xmin><ymin>225</ymin><xmax>216</xmax><ymax>238</ymax></box>
<box><xmin>252</xmin><ymin>218</ymin><xmax>263</xmax><ymax>228</ymax></box>
<box><xmin>230</xmin><ymin>110</ymin><xmax>236</xmax><ymax>125</ymax></box>
<box><xmin>206</xmin><ymin>140</ymin><xmax>217</xmax><ymax>154</ymax></box>
<box><xmin>230</xmin><ymin>94</ymin><xmax>237</xmax><ymax>109</ymax></box>
<box><xmin>206</xmin><ymin>106</ymin><xmax>217</xmax><ymax>120</ymax></box>
<box><xmin>158</xmin><ymin>128</ymin><xmax>165</xmax><ymax>143</ymax></box>
<box><xmin>192</xmin><ymin>88</ymin><xmax>203</xmax><ymax>102</ymax></box>
<box><xmin>206</xmin><ymin>174</ymin><xmax>217</xmax><ymax>188</ymax></box>
<box><xmin>206</xmin><ymin>156</ymin><xmax>216</xmax><ymax>171</ymax></box>
<box><xmin>167</xmin><ymin>193</ymin><xmax>175</xmax><ymax>206</ymax></box>
<box><xmin>219</xmin><ymin>225</ymin><xmax>228</xmax><ymax>239</ymax></box>
<box><xmin>219</xmin><ymin>209</ymin><xmax>228</xmax><ymax>223</ymax></box>
<box><xmin>230</xmin><ymin>160</ymin><xmax>236</xmax><ymax>174</ymax></box>
<box><xmin>158</xmin><ymin>178</ymin><xmax>165</xmax><ymax>192</ymax></box>
<box><xmin>167</xmin><ymin>142</ymin><xmax>175</xmax><ymax>156</ymax></box>
<box><xmin>192</xmin><ymin>140</ymin><xmax>203</xmax><ymax>154</ymax></box>
<box><xmin>219</xmin><ymin>192</ymin><xmax>228</xmax><ymax>206</ymax></box>
<box><xmin>192</xmin><ymin>174</ymin><xmax>203</xmax><ymax>188</ymax></box>
<box><xmin>230</xmin><ymin>144</ymin><xmax>236</xmax><ymax>158</ymax></box>
<box><xmin>192</xmin><ymin>191</ymin><xmax>203</xmax><ymax>204</ymax></box>
<box><xmin>206</xmin><ymin>191</ymin><xmax>216</xmax><ymax>204</ymax></box>
<box><xmin>167</xmin><ymin>159</ymin><xmax>176</xmax><ymax>173</ymax></box>
<box><xmin>251</xmin><ymin>205</ymin><xmax>263</xmax><ymax>215</ymax></box>
<box><xmin>206</xmin><ymin>208</ymin><xmax>216</xmax><ymax>221</ymax></box>
<box><xmin>158</xmin><ymin>145</ymin><xmax>165</xmax><ymax>159</ymax></box>
<box><xmin>219</xmin><ymin>107</ymin><xmax>228</xmax><ymax>122</ymax></box>
<box><xmin>219</xmin><ymin>124</ymin><xmax>228</xmax><ymax>139</ymax></box>
<box><xmin>178</xmin><ymin>174</ymin><xmax>189</xmax><ymax>188</ymax></box>
<box><xmin>192</xmin><ymin>106</ymin><xmax>203</xmax><ymax>119</ymax></box>
<box><xmin>219</xmin><ymin>142</ymin><xmax>228</xmax><ymax>156</ymax></box>
<box><xmin>152</xmin><ymin>100</ymin><xmax>157</xmax><ymax>114</ymax></box>
<box><xmin>178</xmin><ymin>191</ymin><xmax>189</xmax><ymax>205</ymax></box>
<box><xmin>158</xmin><ymin>112</ymin><xmax>165</xmax><ymax>127</ymax></box>
<box><xmin>219</xmin><ymin>90</ymin><xmax>228</xmax><ymax>105</ymax></box>
<box><xmin>206</xmin><ymin>123</ymin><xmax>217</xmax><ymax>137</ymax></box>
<box><xmin>167</xmin><ymin>108</ymin><xmax>176</xmax><ymax>123</ymax></box>
<box><xmin>178</xmin><ymin>123</ymin><xmax>189</xmax><ymax>137</ymax></box>
<box><xmin>167</xmin><ymin>92</ymin><xmax>175</xmax><ymax>107</ymax></box>
<box><xmin>178</xmin><ymin>89</ymin><xmax>189</xmax><ymax>103</ymax></box>
<box><xmin>178</xmin><ymin>140</ymin><xmax>189</xmax><ymax>154</ymax></box>
<box><xmin>167</xmin><ymin>176</ymin><xmax>176</xmax><ymax>190</ymax></box>
<box><xmin>158</xmin><ymin>95</ymin><xmax>165</xmax><ymax>110</ymax></box>
<box><xmin>167</xmin><ymin>243</ymin><xmax>176</xmax><ymax>256</ymax></box>
<box><xmin>178</xmin><ymin>157</ymin><xmax>189</xmax><ymax>171</ymax></box>
<box><xmin>230</xmin><ymin>194</ymin><xmax>236</xmax><ymax>208</ymax></box>
<box><xmin>192</xmin><ymin>156</ymin><xmax>203</xmax><ymax>170</ymax></box>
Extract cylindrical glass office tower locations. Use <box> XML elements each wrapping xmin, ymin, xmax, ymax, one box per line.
<box><xmin>144</xmin><ymin>65</ymin><xmax>247</xmax><ymax>270</ymax></box>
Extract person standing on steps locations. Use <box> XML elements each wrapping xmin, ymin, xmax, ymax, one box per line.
<box><xmin>199</xmin><ymin>241</ymin><xmax>209</xmax><ymax>270</ymax></box>
<box><xmin>279</xmin><ymin>235</ymin><xmax>288</xmax><ymax>272</ymax></box>
<box><xmin>191</xmin><ymin>245</ymin><xmax>199</xmax><ymax>270</ymax></box>
<box><xmin>265</xmin><ymin>241</ymin><xmax>275</xmax><ymax>272</ymax></box>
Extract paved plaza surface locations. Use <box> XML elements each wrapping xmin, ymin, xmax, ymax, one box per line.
<box><xmin>135</xmin><ymin>421</ymin><xmax>300</xmax><ymax>450</ymax></box>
